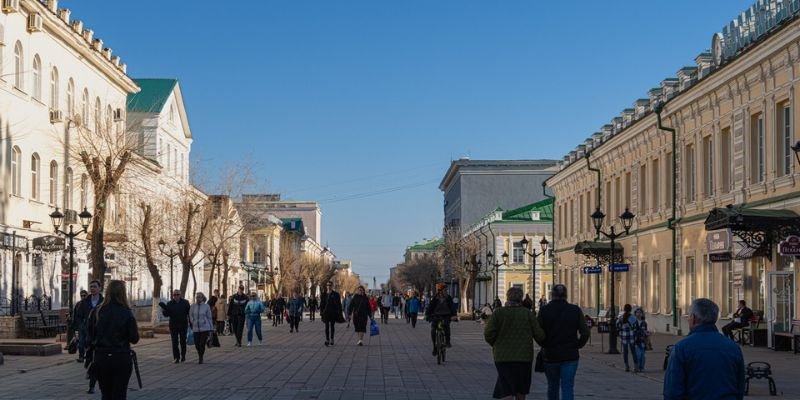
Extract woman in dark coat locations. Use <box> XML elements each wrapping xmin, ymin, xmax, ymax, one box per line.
<box><xmin>348</xmin><ymin>285</ymin><xmax>372</xmax><ymax>346</ymax></box>
<box><xmin>87</xmin><ymin>280</ymin><xmax>140</xmax><ymax>400</ymax></box>
<box><xmin>320</xmin><ymin>281</ymin><xmax>343</xmax><ymax>346</ymax></box>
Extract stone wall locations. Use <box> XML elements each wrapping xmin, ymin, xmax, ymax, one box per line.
<box><xmin>0</xmin><ymin>316</ymin><xmax>22</xmax><ymax>339</ymax></box>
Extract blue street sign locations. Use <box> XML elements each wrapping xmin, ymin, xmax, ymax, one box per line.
<box><xmin>583</xmin><ymin>266</ymin><xmax>602</xmax><ymax>274</ymax></box>
<box><xmin>610</xmin><ymin>263</ymin><xmax>630</xmax><ymax>272</ymax></box>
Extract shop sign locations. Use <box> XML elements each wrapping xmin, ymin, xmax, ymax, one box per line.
<box><xmin>1</xmin><ymin>232</ymin><xmax>28</xmax><ymax>251</ymax></box>
<box><xmin>707</xmin><ymin>229</ymin><xmax>732</xmax><ymax>254</ymax></box>
<box><xmin>779</xmin><ymin>235</ymin><xmax>800</xmax><ymax>256</ymax></box>
<box><xmin>33</xmin><ymin>235</ymin><xmax>65</xmax><ymax>252</ymax></box>
<box><xmin>610</xmin><ymin>263</ymin><xmax>630</xmax><ymax>272</ymax></box>
<box><xmin>582</xmin><ymin>266</ymin><xmax>602</xmax><ymax>274</ymax></box>
<box><xmin>733</xmin><ymin>272</ymin><xmax>743</xmax><ymax>288</ymax></box>
<box><xmin>710</xmin><ymin>253</ymin><xmax>732</xmax><ymax>263</ymax></box>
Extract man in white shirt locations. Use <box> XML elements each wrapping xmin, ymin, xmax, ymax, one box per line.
<box><xmin>380</xmin><ymin>292</ymin><xmax>393</xmax><ymax>324</ymax></box>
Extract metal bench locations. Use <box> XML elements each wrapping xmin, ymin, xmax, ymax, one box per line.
<box><xmin>772</xmin><ymin>319</ymin><xmax>800</xmax><ymax>353</ymax></box>
<box><xmin>744</xmin><ymin>361</ymin><xmax>777</xmax><ymax>396</ymax></box>
<box><xmin>39</xmin><ymin>310</ymin><xmax>68</xmax><ymax>337</ymax></box>
<box><xmin>21</xmin><ymin>311</ymin><xmax>47</xmax><ymax>338</ymax></box>
<box><xmin>734</xmin><ymin>312</ymin><xmax>761</xmax><ymax>346</ymax></box>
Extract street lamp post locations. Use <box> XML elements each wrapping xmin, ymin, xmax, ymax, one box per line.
<box><xmin>520</xmin><ymin>235</ymin><xmax>549</xmax><ymax>307</ymax></box>
<box><xmin>158</xmin><ymin>237</ymin><xmax>184</xmax><ymax>295</ymax></box>
<box><xmin>591</xmin><ymin>207</ymin><xmax>635</xmax><ymax>355</ymax></box>
<box><xmin>49</xmin><ymin>207</ymin><xmax>92</xmax><ymax>344</ymax></box>
<box><xmin>486</xmin><ymin>251</ymin><xmax>509</xmax><ymax>306</ymax></box>
<box><xmin>240</xmin><ymin>261</ymin><xmax>262</xmax><ymax>293</ymax></box>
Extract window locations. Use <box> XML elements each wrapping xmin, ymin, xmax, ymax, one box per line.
<box><xmin>166</xmin><ymin>144</ymin><xmax>171</xmax><ymax>172</ymax></box>
<box><xmin>750</xmin><ymin>113</ymin><xmax>765</xmax><ymax>183</ymax></box>
<box><xmin>169</xmin><ymin>104</ymin><xmax>175</xmax><ymax>123</ymax></box>
<box><xmin>106</xmin><ymin>105</ymin><xmax>112</xmax><ymax>134</ymax></box>
<box><xmin>49</xmin><ymin>67</ymin><xmax>59</xmax><ymax>110</ymax></box>
<box><xmin>81</xmin><ymin>89</ymin><xmax>89</xmax><ymax>126</ymax></box>
<box><xmin>512</xmin><ymin>241</ymin><xmax>524</xmax><ymax>264</ymax></box>
<box><xmin>568</xmin><ymin>199</ymin><xmax>574</xmax><ymax>237</ymax></box>
<box><xmin>94</xmin><ymin>98</ymin><xmax>102</xmax><ymax>133</ymax></box>
<box><xmin>614</xmin><ymin>176</ymin><xmax>621</xmax><ymax>219</ymax></box>
<box><xmin>32</xmin><ymin>55</ymin><xmax>41</xmax><ymax>100</ymax></box>
<box><xmin>180</xmin><ymin>153</ymin><xmax>185</xmax><ymax>182</ymax></box>
<box><xmin>685</xmin><ymin>144</ymin><xmax>696</xmax><ymax>201</ymax></box>
<box><xmin>579</xmin><ymin>194</ymin><xmax>584</xmax><ymax>232</ymax></box>
<box><xmin>668</xmin><ymin>258</ymin><xmax>676</xmax><ymax>313</ymax></box>
<box><xmin>639</xmin><ymin>164</ymin><xmax>647</xmax><ymax>213</ymax></box>
<box><xmin>11</xmin><ymin>146</ymin><xmax>21</xmax><ymax>196</ymax></box>
<box><xmin>778</xmin><ymin>102</ymin><xmax>792</xmax><ymax>177</ymax></box>
<box><xmin>720</xmin><ymin>128</ymin><xmax>731</xmax><ymax>193</ymax></box>
<box><xmin>66</xmin><ymin>79</ymin><xmax>74</xmax><ymax>117</ymax></box>
<box><xmin>49</xmin><ymin>161</ymin><xmax>58</xmax><ymax>205</ymax></box>
<box><xmin>31</xmin><ymin>153</ymin><xmax>40</xmax><ymax>200</ymax></box>
<box><xmin>653</xmin><ymin>260</ymin><xmax>661</xmax><ymax>313</ymax></box>
<box><xmin>651</xmin><ymin>158</ymin><xmax>659</xmax><ymax>209</ymax></box>
<box><xmin>723</xmin><ymin>261</ymin><xmax>733</xmax><ymax>316</ymax></box>
<box><xmin>605</xmin><ymin>181</ymin><xmax>611</xmax><ymax>216</ymax></box>
<box><xmin>705</xmin><ymin>257</ymin><xmax>713</xmax><ymax>299</ymax></box>
<box><xmin>14</xmin><ymin>42</ymin><xmax>23</xmax><ymax>90</ymax></box>
<box><xmin>173</xmin><ymin>148</ymin><xmax>177</xmax><ymax>175</ymax></box>
<box><xmin>80</xmin><ymin>174</ymin><xmax>88</xmax><ymax>209</ymax></box>
<box><xmin>703</xmin><ymin>136</ymin><xmax>713</xmax><ymax>197</ymax></box>
<box><xmin>64</xmin><ymin>167</ymin><xmax>73</xmax><ymax>209</ymax></box>
<box><xmin>624</xmin><ymin>172</ymin><xmax>631</xmax><ymax>213</ymax></box>
<box><xmin>686</xmin><ymin>256</ymin><xmax>696</xmax><ymax>306</ymax></box>
<box><xmin>640</xmin><ymin>262</ymin><xmax>648</xmax><ymax>310</ymax></box>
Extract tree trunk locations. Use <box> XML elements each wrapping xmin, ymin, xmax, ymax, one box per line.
<box><xmin>208</xmin><ymin>259</ymin><xmax>216</xmax><ymax>296</ymax></box>
<box><xmin>190</xmin><ymin>266</ymin><xmax>197</xmax><ymax>298</ymax></box>
<box><xmin>222</xmin><ymin>262</ymin><xmax>230</xmax><ymax>300</ymax></box>
<box><xmin>179</xmin><ymin>261</ymin><xmax>190</xmax><ymax>295</ymax></box>
<box><xmin>90</xmin><ymin>208</ymin><xmax>107</xmax><ymax>285</ymax></box>
<box><xmin>139</xmin><ymin>203</ymin><xmax>163</xmax><ymax>328</ymax></box>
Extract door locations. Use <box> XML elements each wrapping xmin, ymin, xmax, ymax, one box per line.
<box><xmin>767</xmin><ymin>271</ymin><xmax>795</xmax><ymax>348</ymax></box>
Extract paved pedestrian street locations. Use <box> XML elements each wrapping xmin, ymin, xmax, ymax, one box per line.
<box><xmin>0</xmin><ymin>318</ymin><xmax>792</xmax><ymax>399</ymax></box>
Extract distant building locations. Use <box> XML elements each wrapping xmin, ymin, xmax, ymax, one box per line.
<box><xmin>439</xmin><ymin>159</ymin><xmax>558</xmax><ymax>232</ymax></box>
<box><xmin>404</xmin><ymin>238</ymin><xmax>443</xmax><ymax>264</ymax></box>
<box><xmin>237</xmin><ymin>194</ymin><xmax>322</xmax><ymax>244</ymax></box>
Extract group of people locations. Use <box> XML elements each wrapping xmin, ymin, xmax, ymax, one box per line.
<box><xmin>616</xmin><ymin>303</ymin><xmax>649</xmax><ymax>373</ymax></box>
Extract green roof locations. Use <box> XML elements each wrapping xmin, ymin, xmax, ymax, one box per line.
<box><xmin>408</xmin><ymin>238</ymin><xmax>443</xmax><ymax>251</ymax></box>
<box><xmin>501</xmin><ymin>198</ymin><xmax>553</xmax><ymax>223</ymax></box>
<box><xmin>281</xmin><ymin>218</ymin><xmax>305</xmax><ymax>234</ymax></box>
<box><xmin>127</xmin><ymin>79</ymin><xmax>178</xmax><ymax>113</ymax></box>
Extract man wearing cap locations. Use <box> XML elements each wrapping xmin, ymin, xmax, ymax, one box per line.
<box><xmin>228</xmin><ymin>285</ymin><xmax>249</xmax><ymax>347</ymax></box>
<box><xmin>425</xmin><ymin>283</ymin><xmax>456</xmax><ymax>355</ymax></box>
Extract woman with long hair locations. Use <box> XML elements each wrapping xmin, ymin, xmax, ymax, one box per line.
<box><xmin>87</xmin><ymin>280</ymin><xmax>139</xmax><ymax>400</ymax></box>
<box><xmin>189</xmin><ymin>292</ymin><xmax>214</xmax><ymax>363</ymax></box>
<box><xmin>348</xmin><ymin>286</ymin><xmax>372</xmax><ymax>346</ymax></box>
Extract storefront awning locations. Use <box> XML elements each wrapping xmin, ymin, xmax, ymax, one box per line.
<box><xmin>704</xmin><ymin>205</ymin><xmax>800</xmax><ymax>260</ymax></box>
<box><xmin>574</xmin><ymin>240</ymin><xmax>624</xmax><ymax>262</ymax></box>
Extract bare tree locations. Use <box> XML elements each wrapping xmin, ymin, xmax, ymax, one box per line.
<box><xmin>442</xmin><ymin>227</ymin><xmax>479</xmax><ymax>313</ymax></box>
<box><xmin>175</xmin><ymin>190</ymin><xmax>211</xmax><ymax>296</ymax></box>
<box><xmin>396</xmin><ymin>256</ymin><xmax>441</xmax><ymax>295</ymax></box>
<box><xmin>277</xmin><ymin>232</ymin><xmax>302</xmax><ymax>296</ymax></box>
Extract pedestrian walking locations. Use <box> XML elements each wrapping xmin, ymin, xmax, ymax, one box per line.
<box><xmin>538</xmin><ymin>295</ymin><xmax>547</xmax><ymax>310</ymax></box>
<box><xmin>392</xmin><ymin>293</ymin><xmax>401</xmax><ymax>319</ymax></box>
<box><xmin>484</xmin><ymin>287</ymin><xmax>545</xmax><ymax>400</ymax></box>
<box><xmin>287</xmin><ymin>290</ymin><xmax>304</xmax><ymax>333</ymax></box>
<box><xmin>86</xmin><ymin>280</ymin><xmax>139</xmax><ymax>400</ymax></box>
<box><xmin>493</xmin><ymin>297</ymin><xmax>503</xmax><ymax>309</ymax></box>
<box><xmin>228</xmin><ymin>286</ymin><xmax>248</xmax><ymax>347</ymax></box>
<box><xmin>616</xmin><ymin>304</ymin><xmax>638</xmax><ymax>372</ymax></box>
<box><xmin>270</xmin><ymin>294</ymin><xmax>286</xmax><ymax>327</ymax></box>
<box><xmin>214</xmin><ymin>291</ymin><xmax>227</xmax><ymax>336</ymax></box>
<box><xmin>425</xmin><ymin>283</ymin><xmax>456</xmax><ymax>354</ymax></box>
<box><xmin>245</xmin><ymin>292</ymin><xmax>265</xmax><ymax>346</ymax></box>
<box><xmin>74</xmin><ymin>280</ymin><xmax>103</xmax><ymax>363</ymax></box>
<box><xmin>343</xmin><ymin>292</ymin><xmax>353</xmax><ymax>328</ymax></box>
<box><xmin>308</xmin><ymin>296</ymin><xmax>318</xmax><ymax>322</ymax></box>
<box><xmin>537</xmin><ymin>284</ymin><xmax>590</xmax><ymax>400</ymax></box>
<box><xmin>368</xmin><ymin>295</ymin><xmax>378</xmax><ymax>319</ymax></box>
<box><xmin>320</xmin><ymin>281</ymin><xmax>343</xmax><ymax>346</ymax></box>
<box><xmin>159</xmin><ymin>289</ymin><xmax>190</xmax><ymax>363</ymax></box>
<box><xmin>400</xmin><ymin>294</ymin><xmax>407</xmax><ymax>322</ymax></box>
<box><xmin>189</xmin><ymin>292</ymin><xmax>213</xmax><ymax>364</ymax></box>
<box><xmin>722</xmin><ymin>300</ymin><xmax>754</xmax><ymax>341</ymax></box>
<box><xmin>522</xmin><ymin>294</ymin><xmax>533</xmax><ymax>310</ymax></box>
<box><xmin>348</xmin><ymin>286</ymin><xmax>372</xmax><ymax>346</ymax></box>
<box><xmin>633</xmin><ymin>308</ymin><xmax>648</xmax><ymax>372</ymax></box>
<box><xmin>663</xmin><ymin>298</ymin><xmax>745</xmax><ymax>399</ymax></box>
<box><xmin>380</xmin><ymin>292</ymin><xmax>392</xmax><ymax>324</ymax></box>
<box><xmin>406</xmin><ymin>292</ymin><xmax>421</xmax><ymax>328</ymax></box>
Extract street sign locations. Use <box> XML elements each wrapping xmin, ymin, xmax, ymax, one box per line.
<box><xmin>779</xmin><ymin>235</ymin><xmax>800</xmax><ymax>256</ymax></box>
<box><xmin>610</xmin><ymin>263</ymin><xmax>629</xmax><ymax>272</ymax></box>
<box><xmin>582</xmin><ymin>266</ymin><xmax>602</xmax><ymax>274</ymax></box>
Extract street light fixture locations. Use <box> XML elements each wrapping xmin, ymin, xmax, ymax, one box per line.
<box><xmin>520</xmin><ymin>235</ymin><xmax>549</xmax><ymax>306</ymax></box>
<box><xmin>486</xmin><ymin>250</ymin><xmax>509</xmax><ymax>307</ymax></box>
<box><xmin>48</xmin><ymin>206</ymin><xmax>92</xmax><ymax>344</ymax></box>
<box><xmin>158</xmin><ymin>237</ymin><xmax>184</xmax><ymax>295</ymax></box>
<box><xmin>591</xmin><ymin>206</ymin><xmax>635</xmax><ymax>355</ymax></box>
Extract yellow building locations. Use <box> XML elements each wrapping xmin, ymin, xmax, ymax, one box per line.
<box><xmin>548</xmin><ymin>2</ymin><xmax>800</xmax><ymax>346</ymax></box>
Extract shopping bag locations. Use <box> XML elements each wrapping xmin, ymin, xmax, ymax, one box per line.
<box><xmin>370</xmin><ymin>318</ymin><xmax>380</xmax><ymax>336</ymax></box>
<box><xmin>67</xmin><ymin>335</ymin><xmax>78</xmax><ymax>354</ymax></box>
<box><xmin>186</xmin><ymin>327</ymin><xmax>194</xmax><ymax>346</ymax></box>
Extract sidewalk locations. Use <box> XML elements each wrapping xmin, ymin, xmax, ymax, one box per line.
<box><xmin>582</xmin><ymin>331</ymin><xmax>800</xmax><ymax>397</ymax></box>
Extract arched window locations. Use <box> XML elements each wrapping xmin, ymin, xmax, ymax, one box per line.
<box><xmin>49</xmin><ymin>161</ymin><xmax>58</xmax><ymax>205</ymax></box>
<box><xmin>32</xmin><ymin>55</ymin><xmax>41</xmax><ymax>100</ymax></box>
<box><xmin>31</xmin><ymin>153</ymin><xmax>40</xmax><ymax>200</ymax></box>
<box><xmin>13</xmin><ymin>42</ymin><xmax>23</xmax><ymax>90</ymax></box>
<box><xmin>66</xmin><ymin>79</ymin><xmax>74</xmax><ymax>117</ymax></box>
<box><xmin>81</xmin><ymin>89</ymin><xmax>89</xmax><ymax>126</ymax></box>
<box><xmin>173</xmin><ymin>148</ymin><xmax>177</xmax><ymax>175</ymax></box>
<box><xmin>166</xmin><ymin>143</ymin><xmax>171</xmax><ymax>172</ymax></box>
<box><xmin>50</xmin><ymin>67</ymin><xmax>59</xmax><ymax>110</ymax></box>
<box><xmin>80</xmin><ymin>174</ymin><xmax>88</xmax><ymax>209</ymax></box>
<box><xmin>11</xmin><ymin>146</ymin><xmax>21</xmax><ymax>196</ymax></box>
<box><xmin>94</xmin><ymin>98</ymin><xmax>101</xmax><ymax>133</ymax></box>
<box><xmin>106</xmin><ymin>105</ymin><xmax>112</xmax><ymax>133</ymax></box>
<box><xmin>169</xmin><ymin>104</ymin><xmax>175</xmax><ymax>123</ymax></box>
<box><xmin>180</xmin><ymin>153</ymin><xmax>184</xmax><ymax>182</ymax></box>
<box><xmin>64</xmin><ymin>167</ymin><xmax>73</xmax><ymax>209</ymax></box>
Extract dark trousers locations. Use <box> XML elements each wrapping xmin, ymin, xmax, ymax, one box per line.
<box><xmin>94</xmin><ymin>352</ymin><xmax>132</xmax><ymax>400</ymax></box>
<box><xmin>193</xmin><ymin>331</ymin><xmax>209</xmax><ymax>362</ymax></box>
<box><xmin>272</xmin><ymin>312</ymin><xmax>282</xmax><ymax>326</ymax></box>
<box><xmin>169</xmin><ymin>325</ymin><xmax>187</xmax><ymax>361</ymax></box>
<box><xmin>78</xmin><ymin>327</ymin><xmax>88</xmax><ymax>359</ymax></box>
<box><xmin>309</xmin><ymin>309</ymin><xmax>316</xmax><ymax>321</ymax></box>
<box><xmin>409</xmin><ymin>312</ymin><xmax>418</xmax><ymax>328</ymax></box>
<box><xmin>231</xmin><ymin>315</ymin><xmax>245</xmax><ymax>345</ymax></box>
<box><xmin>430</xmin><ymin>318</ymin><xmax>451</xmax><ymax>346</ymax></box>
<box><xmin>325</xmin><ymin>320</ymin><xmax>336</xmax><ymax>342</ymax></box>
<box><xmin>380</xmin><ymin>307</ymin><xmax>389</xmax><ymax>323</ymax></box>
<box><xmin>215</xmin><ymin>320</ymin><xmax>225</xmax><ymax>336</ymax></box>
<box><xmin>722</xmin><ymin>321</ymin><xmax>747</xmax><ymax>340</ymax></box>
<box><xmin>289</xmin><ymin>315</ymin><xmax>300</xmax><ymax>331</ymax></box>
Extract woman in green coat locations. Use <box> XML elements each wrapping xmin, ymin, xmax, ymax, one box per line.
<box><xmin>484</xmin><ymin>287</ymin><xmax>546</xmax><ymax>400</ymax></box>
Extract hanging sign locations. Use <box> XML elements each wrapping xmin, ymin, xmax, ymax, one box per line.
<box><xmin>779</xmin><ymin>235</ymin><xmax>800</xmax><ymax>256</ymax></box>
<box><xmin>583</xmin><ymin>266</ymin><xmax>602</xmax><ymax>274</ymax></box>
<box><xmin>33</xmin><ymin>235</ymin><xmax>65</xmax><ymax>252</ymax></box>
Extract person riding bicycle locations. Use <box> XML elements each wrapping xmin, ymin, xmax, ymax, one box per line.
<box><xmin>426</xmin><ymin>283</ymin><xmax>456</xmax><ymax>356</ymax></box>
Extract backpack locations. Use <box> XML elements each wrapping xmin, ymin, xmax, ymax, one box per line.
<box><xmin>633</xmin><ymin>320</ymin><xmax>647</xmax><ymax>345</ymax></box>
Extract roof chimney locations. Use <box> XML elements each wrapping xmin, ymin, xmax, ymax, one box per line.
<box><xmin>677</xmin><ymin>66</ymin><xmax>698</xmax><ymax>91</ymax></box>
<box><xmin>601</xmin><ymin>124</ymin><xmax>614</xmax><ymax>141</ymax></box>
<box><xmin>592</xmin><ymin>132</ymin><xmax>604</xmax><ymax>147</ymax></box>
<box><xmin>622</xmin><ymin>109</ymin><xmax>635</xmax><ymax>127</ymax></box>
<box><xmin>661</xmin><ymin>78</ymin><xmax>680</xmax><ymax>100</ymax></box>
<box><xmin>57</xmin><ymin>8</ymin><xmax>70</xmax><ymax>23</ymax></box>
<box><xmin>695</xmin><ymin>51</ymin><xmax>714</xmax><ymax>79</ymax></box>
<box><xmin>634</xmin><ymin>99</ymin><xmax>650</xmax><ymax>119</ymax></box>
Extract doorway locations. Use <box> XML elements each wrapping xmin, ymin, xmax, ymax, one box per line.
<box><xmin>767</xmin><ymin>271</ymin><xmax>795</xmax><ymax>348</ymax></box>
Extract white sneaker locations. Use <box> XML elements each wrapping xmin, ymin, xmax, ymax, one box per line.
<box><xmin>247</xmin><ymin>342</ymin><xmax>252</xmax><ymax>347</ymax></box>
<box><xmin>259</xmin><ymin>340</ymin><xmax>263</xmax><ymax>346</ymax></box>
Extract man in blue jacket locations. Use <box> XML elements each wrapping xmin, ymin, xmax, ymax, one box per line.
<box><xmin>664</xmin><ymin>298</ymin><xmax>745</xmax><ymax>400</ymax></box>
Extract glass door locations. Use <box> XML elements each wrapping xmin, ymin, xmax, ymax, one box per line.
<box><xmin>767</xmin><ymin>272</ymin><xmax>795</xmax><ymax>348</ymax></box>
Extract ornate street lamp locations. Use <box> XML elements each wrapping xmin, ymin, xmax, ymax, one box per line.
<box><xmin>521</xmin><ymin>235</ymin><xmax>549</xmax><ymax>307</ymax></box>
<box><xmin>158</xmin><ymin>237</ymin><xmax>184</xmax><ymax>295</ymax></box>
<box><xmin>591</xmin><ymin>206</ymin><xmax>635</xmax><ymax>355</ymax></box>
<box><xmin>49</xmin><ymin>206</ymin><xmax>92</xmax><ymax>343</ymax></box>
<box><xmin>486</xmin><ymin>250</ymin><xmax>509</xmax><ymax>307</ymax></box>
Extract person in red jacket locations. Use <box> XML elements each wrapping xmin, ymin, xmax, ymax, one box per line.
<box><xmin>368</xmin><ymin>296</ymin><xmax>378</xmax><ymax>319</ymax></box>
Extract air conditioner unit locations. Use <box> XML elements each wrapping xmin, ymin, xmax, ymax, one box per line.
<box><xmin>113</xmin><ymin>108</ymin><xmax>123</xmax><ymax>122</ymax></box>
<box><xmin>49</xmin><ymin>110</ymin><xmax>63</xmax><ymax>123</ymax></box>
<box><xmin>27</xmin><ymin>13</ymin><xmax>43</xmax><ymax>33</ymax></box>
<box><xmin>2</xmin><ymin>0</ymin><xmax>19</xmax><ymax>13</ymax></box>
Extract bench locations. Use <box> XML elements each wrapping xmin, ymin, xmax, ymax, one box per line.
<box><xmin>734</xmin><ymin>310</ymin><xmax>763</xmax><ymax>346</ymax></box>
<box><xmin>772</xmin><ymin>319</ymin><xmax>800</xmax><ymax>353</ymax></box>
<box><xmin>20</xmin><ymin>310</ymin><xmax>67</xmax><ymax>338</ymax></box>
<box><xmin>40</xmin><ymin>310</ymin><xmax>68</xmax><ymax>337</ymax></box>
<box><xmin>744</xmin><ymin>361</ymin><xmax>777</xmax><ymax>396</ymax></box>
<box><xmin>21</xmin><ymin>311</ymin><xmax>47</xmax><ymax>338</ymax></box>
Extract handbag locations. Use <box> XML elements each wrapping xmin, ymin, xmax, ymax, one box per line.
<box><xmin>534</xmin><ymin>349</ymin><xmax>545</xmax><ymax>373</ymax></box>
<box><xmin>67</xmin><ymin>336</ymin><xmax>78</xmax><ymax>354</ymax></box>
<box><xmin>186</xmin><ymin>327</ymin><xmax>195</xmax><ymax>346</ymax></box>
<box><xmin>370</xmin><ymin>318</ymin><xmax>380</xmax><ymax>336</ymax></box>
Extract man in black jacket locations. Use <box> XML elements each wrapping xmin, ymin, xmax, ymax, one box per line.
<box><xmin>228</xmin><ymin>286</ymin><xmax>248</xmax><ymax>347</ymax></box>
<box><xmin>159</xmin><ymin>289</ymin><xmax>190</xmax><ymax>363</ymax></box>
<box><xmin>537</xmin><ymin>284</ymin><xmax>590</xmax><ymax>400</ymax></box>
<box><xmin>425</xmin><ymin>283</ymin><xmax>456</xmax><ymax>355</ymax></box>
<box><xmin>722</xmin><ymin>300</ymin><xmax>754</xmax><ymax>341</ymax></box>
<box><xmin>73</xmin><ymin>280</ymin><xmax>103</xmax><ymax>363</ymax></box>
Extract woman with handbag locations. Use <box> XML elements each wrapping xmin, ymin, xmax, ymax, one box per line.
<box><xmin>86</xmin><ymin>280</ymin><xmax>139</xmax><ymax>400</ymax></box>
<box><xmin>348</xmin><ymin>286</ymin><xmax>372</xmax><ymax>346</ymax></box>
<box><xmin>484</xmin><ymin>286</ymin><xmax>545</xmax><ymax>400</ymax></box>
<box><xmin>189</xmin><ymin>292</ymin><xmax>213</xmax><ymax>364</ymax></box>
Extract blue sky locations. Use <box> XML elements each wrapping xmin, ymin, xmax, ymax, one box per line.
<box><xmin>68</xmin><ymin>0</ymin><xmax>753</xmax><ymax>283</ymax></box>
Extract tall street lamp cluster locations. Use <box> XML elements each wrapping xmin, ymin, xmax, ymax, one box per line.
<box><xmin>591</xmin><ymin>206</ymin><xmax>635</xmax><ymax>355</ymax></box>
<box><xmin>486</xmin><ymin>250</ymin><xmax>509</xmax><ymax>305</ymax></box>
<box><xmin>158</xmin><ymin>237</ymin><xmax>185</xmax><ymax>295</ymax></box>
<box><xmin>520</xmin><ymin>235</ymin><xmax>549</xmax><ymax>304</ymax></box>
<box><xmin>48</xmin><ymin>207</ymin><xmax>92</xmax><ymax>343</ymax></box>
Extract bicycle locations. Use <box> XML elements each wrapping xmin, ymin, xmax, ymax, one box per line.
<box><xmin>434</xmin><ymin>319</ymin><xmax>447</xmax><ymax>364</ymax></box>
